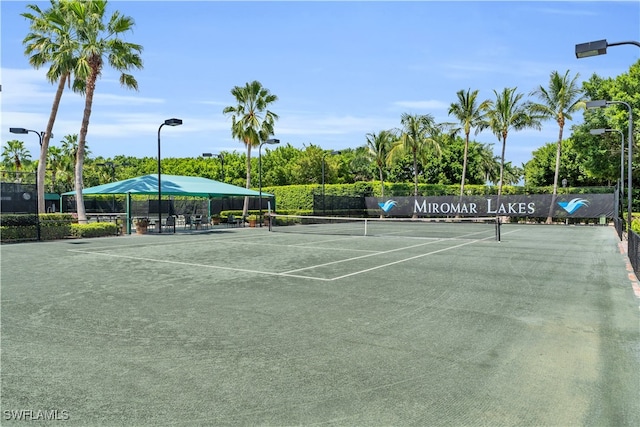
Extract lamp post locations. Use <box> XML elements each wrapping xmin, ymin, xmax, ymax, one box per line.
<box><xmin>157</xmin><ymin>118</ymin><xmax>182</xmax><ymax>233</ymax></box>
<box><xmin>321</xmin><ymin>150</ymin><xmax>341</xmax><ymax>214</ymax></box>
<box><xmin>9</xmin><ymin>127</ymin><xmax>44</xmax><ymax>240</ymax></box>
<box><xmin>586</xmin><ymin>101</ymin><xmax>633</xmax><ymax>237</ymax></box>
<box><xmin>202</xmin><ymin>152</ymin><xmax>225</xmax><ymax>182</ymax></box>
<box><xmin>259</xmin><ymin>139</ymin><xmax>280</xmax><ymax>221</ymax></box>
<box><xmin>590</xmin><ymin>128</ymin><xmax>625</xmax><ymax>212</ymax></box>
<box><xmin>575</xmin><ymin>39</ymin><xmax>640</xmax><ymax>58</ymax></box>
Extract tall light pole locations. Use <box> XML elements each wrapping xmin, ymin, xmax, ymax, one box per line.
<box><xmin>577</xmin><ymin>39</ymin><xmax>638</xmax><ymax>248</ymax></box>
<box><xmin>586</xmin><ymin>101</ymin><xmax>633</xmax><ymax>237</ymax></box>
<box><xmin>575</xmin><ymin>39</ymin><xmax>640</xmax><ymax>58</ymax></box>
<box><xmin>9</xmin><ymin>127</ymin><xmax>44</xmax><ymax>240</ymax></box>
<box><xmin>590</xmin><ymin>128</ymin><xmax>625</xmax><ymax>215</ymax></box>
<box><xmin>202</xmin><ymin>152</ymin><xmax>225</xmax><ymax>181</ymax></box>
<box><xmin>321</xmin><ymin>150</ymin><xmax>340</xmax><ymax>214</ymax></box>
<box><xmin>259</xmin><ymin>139</ymin><xmax>280</xmax><ymax>221</ymax></box>
<box><xmin>157</xmin><ymin>118</ymin><xmax>182</xmax><ymax>233</ymax></box>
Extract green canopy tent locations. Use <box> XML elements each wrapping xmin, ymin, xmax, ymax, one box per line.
<box><xmin>62</xmin><ymin>174</ymin><xmax>274</xmax><ymax>233</ymax></box>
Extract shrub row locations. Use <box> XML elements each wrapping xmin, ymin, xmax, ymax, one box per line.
<box><xmin>71</xmin><ymin>223</ymin><xmax>118</xmax><ymax>238</ymax></box>
<box><xmin>1</xmin><ymin>213</ymin><xmax>118</xmax><ymax>242</ymax></box>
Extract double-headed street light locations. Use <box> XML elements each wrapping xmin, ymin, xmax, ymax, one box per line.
<box><xmin>9</xmin><ymin>127</ymin><xmax>44</xmax><ymax>146</ymax></box>
<box><xmin>586</xmin><ymin>101</ymin><xmax>633</xmax><ymax>236</ymax></box>
<box><xmin>575</xmin><ymin>39</ymin><xmax>640</xmax><ymax>58</ymax></box>
<box><xmin>202</xmin><ymin>152</ymin><xmax>225</xmax><ymax>182</ymax></box>
<box><xmin>157</xmin><ymin>118</ymin><xmax>182</xmax><ymax>233</ymax></box>
<box><xmin>259</xmin><ymin>139</ymin><xmax>280</xmax><ymax>221</ymax></box>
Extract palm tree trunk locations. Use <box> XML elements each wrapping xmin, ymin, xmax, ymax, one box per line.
<box><xmin>546</xmin><ymin>126</ymin><xmax>564</xmax><ymax>224</ymax></box>
<box><xmin>75</xmin><ymin>67</ymin><xmax>99</xmax><ymax>224</ymax></box>
<box><xmin>460</xmin><ymin>134</ymin><xmax>470</xmax><ymax>197</ymax></box>
<box><xmin>38</xmin><ymin>74</ymin><xmax>68</xmax><ymax>214</ymax></box>
<box><xmin>412</xmin><ymin>149</ymin><xmax>418</xmax><ymax>219</ymax></box>
<box><xmin>498</xmin><ymin>134</ymin><xmax>507</xmax><ymax>197</ymax></box>
<box><xmin>243</xmin><ymin>143</ymin><xmax>252</xmax><ymax>216</ymax></box>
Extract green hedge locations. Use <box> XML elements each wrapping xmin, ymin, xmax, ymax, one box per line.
<box><xmin>0</xmin><ymin>225</ymin><xmax>38</xmax><ymax>241</ymax></box>
<box><xmin>71</xmin><ymin>222</ymin><xmax>118</xmax><ymax>238</ymax></box>
<box><xmin>260</xmin><ymin>182</ymin><xmax>616</xmax><ymax>212</ymax></box>
<box><xmin>40</xmin><ymin>213</ymin><xmax>74</xmax><ymax>240</ymax></box>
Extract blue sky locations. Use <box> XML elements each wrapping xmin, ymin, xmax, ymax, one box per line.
<box><xmin>2</xmin><ymin>0</ymin><xmax>639</xmax><ymax>168</ymax></box>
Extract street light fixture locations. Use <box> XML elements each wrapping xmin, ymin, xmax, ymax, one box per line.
<box><xmin>259</xmin><ymin>138</ymin><xmax>280</xmax><ymax>222</ymax></box>
<box><xmin>202</xmin><ymin>152</ymin><xmax>225</xmax><ymax>181</ymax></box>
<box><xmin>322</xmin><ymin>150</ymin><xmax>341</xmax><ymax>214</ymax></box>
<box><xmin>586</xmin><ymin>101</ymin><xmax>633</xmax><ymax>237</ymax></box>
<box><xmin>575</xmin><ymin>39</ymin><xmax>640</xmax><ymax>58</ymax></box>
<box><xmin>9</xmin><ymin>127</ymin><xmax>43</xmax><ymax>240</ymax></box>
<box><xmin>590</xmin><ymin>128</ymin><xmax>625</xmax><ymax>206</ymax></box>
<box><xmin>157</xmin><ymin>118</ymin><xmax>182</xmax><ymax>233</ymax></box>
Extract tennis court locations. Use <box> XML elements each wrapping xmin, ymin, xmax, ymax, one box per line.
<box><xmin>1</xmin><ymin>222</ymin><xmax>639</xmax><ymax>425</ymax></box>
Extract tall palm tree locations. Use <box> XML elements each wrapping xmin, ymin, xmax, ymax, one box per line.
<box><xmin>68</xmin><ymin>0</ymin><xmax>143</xmax><ymax>222</ymax></box>
<box><xmin>22</xmin><ymin>0</ymin><xmax>83</xmax><ymax>213</ymax></box>
<box><xmin>448</xmin><ymin>88</ymin><xmax>492</xmax><ymax>196</ymax></box>
<box><xmin>487</xmin><ymin>88</ymin><xmax>540</xmax><ymax>196</ymax></box>
<box><xmin>366</xmin><ymin>130</ymin><xmax>395</xmax><ymax>198</ymax></box>
<box><xmin>389</xmin><ymin>113</ymin><xmax>440</xmax><ymax>199</ymax></box>
<box><xmin>223</xmin><ymin>80</ymin><xmax>278</xmax><ymax>216</ymax></box>
<box><xmin>528</xmin><ymin>70</ymin><xmax>584</xmax><ymax>223</ymax></box>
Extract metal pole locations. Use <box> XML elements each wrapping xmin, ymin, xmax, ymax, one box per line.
<box><xmin>627</xmin><ymin>106</ymin><xmax>633</xmax><ymax>243</ymax></box>
<box><xmin>157</xmin><ymin>123</ymin><xmax>164</xmax><ymax>233</ymax></box>
<box><xmin>259</xmin><ymin>143</ymin><xmax>263</xmax><ymax>220</ymax></box>
<box><xmin>608</xmin><ymin>101</ymin><xmax>634</xmax><ymax>239</ymax></box>
<box><xmin>322</xmin><ymin>155</ymin><xmax>325</xmax><ymax>214</ymax></box>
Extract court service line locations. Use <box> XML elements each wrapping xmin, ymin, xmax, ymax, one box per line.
<box><xmin>67</xmin><ymin>249</ymin><xmax>334</xmax><ymax>281</ymax></box>
<box><xmin>328</xmin><ymin>227</ymin><xmax>523</xmax><ymax>281</ymax></box>
<box><xmin>329</xmin><ymin>238</ymin><xmax>485</xmax><ymax>281</ymax></box>
<box><xmin>281</xmin><ymin>238</ymin><xmax>447</xmax><ymax>274</ymax></box>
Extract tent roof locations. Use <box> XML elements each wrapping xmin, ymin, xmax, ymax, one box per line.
<box><xmin>62</xmin><ymin>174</ymin><xmax>273</xmax><ymax>198</ymax></box>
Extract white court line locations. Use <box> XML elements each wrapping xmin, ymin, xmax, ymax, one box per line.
<box><xmin>331</xmin><ymin>239</ymin><xmax>483</xmax><ymax>280</ymax></box>
<box><xmin>68</xmin><ymin>228</ymin><xmax>520</xmax><ymax>282</ymax></box>
<box><xmin>281</xmin><ymin>239</ymin><xmax>446</xmax><ymax>274</ymax></box>
<box><xmin>67</xmin><ymin>249</ymin><xmax>334</xmax><ymax>281</ymax></box>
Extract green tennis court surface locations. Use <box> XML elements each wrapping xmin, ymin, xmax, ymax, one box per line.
<box><xmin>2</xmin><ymin>224</ymin><xmax>639</xmax><ymax>425</ymax></box>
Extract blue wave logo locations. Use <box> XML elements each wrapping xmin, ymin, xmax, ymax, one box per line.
<box><xmin>558</xmin><ymin>198</ymin><xmax>589</xmax><ymax>214</ymax></box>
<box><xmin>378</xmin><ymin>200</ymin><xmax>398</xmax><ymax>213</ymax></box>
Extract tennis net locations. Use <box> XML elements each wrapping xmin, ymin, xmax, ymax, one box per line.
<box><xmin>269</xmin><ymin>214</ymin><xmax>501</xmax><ymax>241</ymax></box>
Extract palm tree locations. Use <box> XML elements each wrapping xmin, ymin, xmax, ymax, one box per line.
<box><xmin>46</xmin><ymin>145</ymin><xmax>64</xmax><ymax>193</ymax></box>
<box><xmin>2</xmin><ymin>140</ymin><xmax>32</xmax><ymax>183</ymax></box>
<box><xmin>68</xmin><ymin>0</ymin><xmax>143</xmax><ymax>222</ymax></box>
<box><xmin>2</xmin><ymin>140</ymin><xmax>32</xmax><ymax>172</ymax></box>
<box><xmin>477</xmin><ymin>143</ymin><xmax>500</xmax><ymax>185</ymax></box>
<box><xmin>528</xmin><ymin>70</ymin><xmax>584</xmax><ymax>223</ymax></box>
<box><xmin>366</xmin><ymin>130</ymin><xmax>395</xmax><ymax>198</ymax></box>
<box><xmin>223</xmin><ymin>80</ymin><xmax>278</xmax><ymax>216</ymax></box>
<box><xmin>448</xmin><ymin>88</ymin><xmax>492</xmax><ymax>196</ymax></box>
<box><xmin>22</xmin><ymin>0</ymin><xmax>83</xmax><ymax>213</ymax></box>
<box><xmin>60</xmin><ymin>134</ymin><xmax>89</xmax><ymax>193</ymax></box>
<box><xmin>487</xmin><ymin>88</ymin><xmax>541</xmax><ymax>196</ymax></box>
<box><xmin>389</xmin><ymin>113</ymin><xmax>441</xmax><ymax>199</ymax></box>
